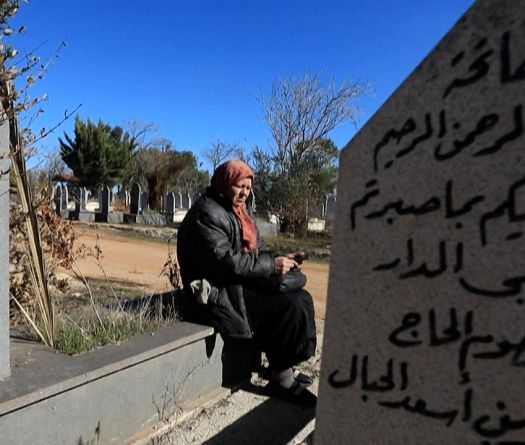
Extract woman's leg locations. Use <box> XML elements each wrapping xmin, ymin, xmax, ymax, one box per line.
<box><xmin>244</xmin><ymin>288</ymin><xmax>317</xmax><ymax>372</ymax></box>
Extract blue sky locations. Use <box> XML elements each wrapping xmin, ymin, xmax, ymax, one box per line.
<box><xmin>11</xmin><ymin>0</ymin><xmax>474</xmax><ymax>172</ymax></box>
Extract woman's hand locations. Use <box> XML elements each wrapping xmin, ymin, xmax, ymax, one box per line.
<box><xmin>287</xmin><ymin>251</ymin><xmax>307</xmax><ymax>265</ymax></box>
<box><xmin>274</xmin><ymin>256</ymin><xmax>298</xmax><ymax>275</ymax></box>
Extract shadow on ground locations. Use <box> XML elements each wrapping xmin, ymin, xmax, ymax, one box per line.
<box><xmin>202</xmin><ymin>383</ymin><xmax>315</xmax><ymax>445</ymax></box>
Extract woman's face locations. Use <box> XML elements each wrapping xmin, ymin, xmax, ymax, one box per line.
<box><xmin>226</xmin><ymin>177</ymin><xmax>252</xmax><ymax>206</ymax></box>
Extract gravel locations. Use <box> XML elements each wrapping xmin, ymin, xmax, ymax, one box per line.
<box><xmin>151</xmin><ymin>321</ymin><xmax>324</xmax><ymax>445</ymax></box>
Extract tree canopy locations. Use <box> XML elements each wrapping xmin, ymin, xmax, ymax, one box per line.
<box><xmin>253</xmin><ymin>138</ymin><xmax>338</xmax><ymax>234</ymax></box>
<box><xmin>254</xmin><ymin>73</ymin><xmax>367</xmax><ymax>234</ymax></box>
<box><xmin>124</xmin><ymin>138</ymin><xmax>208</xmax><ymax>211</ymax></box>
<box><xmin>59</xmin><ymin>116</ymin><xmax>137</xmax><ymax>191</ymax></box>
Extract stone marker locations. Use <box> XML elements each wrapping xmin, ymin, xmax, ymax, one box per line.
<box><xmin>140</xmin><ymin>192</ymin><xmax>149</xmax><ymax>213</ymax></box>
<box><xmin>316</xmin><ymin>1</ymin><xmax>525</xmax><ymax>444</ymax></box>
<box><xmin>99</xmin><ymin>186</ymin><xmax>110</xmax><ymax>214</ymax></box>
<box><xmin>60</xmin><ymin>184</ymin><xmax>68</xmax><ymax>211</ymax></box>
<box><xmin>181</xmin><ymin>193</ymin><xmax>191</xmax><ymax>210</ymax></box>
<box><xmin>176</xmin><ymin>191</ymin><xmax>183</xmax><ymax>209</ymax></box>
<box><xmin>130</xmin><ymin>183</ymin><xmax>140</xmax><ymax>215</ymax></box>
<box><xmin>165</xmin><ymin>192</ymin><xmax>175</xmax><ymax>214</ymax></box>
<box><xmin>80</xmin><ymin>187</ymin><xmax>88</xmax><ymax>211</ymax></box>
<box><xmin>0</xmin><ymin>109</ymin><xmax>9</xmax><ymax>378</ymax></box>
<box><xmin>53</xmin><ymin>183</ymin><xmax>62</xmax><ymax>214</ymax></box>
<box><xmin>74</xmin><ymin>186</ymin><xmax>88</xmax><ymax>213</ymax></box>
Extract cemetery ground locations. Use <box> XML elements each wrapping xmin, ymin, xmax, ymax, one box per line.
<box><xmin>55</xmin><ymin>222</ymin><xmax>328</xmax><ymax>443</ymax></box>
<box><xmin>66</xmin><ymin>222</ymin><xmax>330</xmax><ymax>320</ymax></box>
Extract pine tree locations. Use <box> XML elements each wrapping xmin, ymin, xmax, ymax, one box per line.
<box><xmin>59</xmin><ymin>117</ymin><xmax>137</xmax><ymax>191</ymax></box>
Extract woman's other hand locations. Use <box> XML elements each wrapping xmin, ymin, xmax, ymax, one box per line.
<box><xmin>287</xmin><ymin>252</ymin><xmax>307</xmax><ymax>265</ymax></box>
<box><xmin>274</xmin><ymin>256</ymin><xmax>298</xmax><ymax>275</ymax></box>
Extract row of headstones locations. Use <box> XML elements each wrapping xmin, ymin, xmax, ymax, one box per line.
<box><xmin>51</xmin><ymin>183</ymin><xmax>200</xmax><ymax>215</ymax></box>
<box><xmin>129</xmin><ymin>183</ymin><xmax>201</xmax><ymax>215</ymax></box>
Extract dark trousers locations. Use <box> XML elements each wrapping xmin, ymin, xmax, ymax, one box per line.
<box><xmin>243</xmin><ymin>288</ymin><xmax>317</xmax><ymax>372</ymax></box>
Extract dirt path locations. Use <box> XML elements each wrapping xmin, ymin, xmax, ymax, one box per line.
<box><xmin>69</xmin><ymin>223</ymin><xmax>329</xmax><ymax>319</ymax></box>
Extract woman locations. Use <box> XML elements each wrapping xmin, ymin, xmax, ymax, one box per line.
<box><xmin>176</xmin><ymin>160</ymin><xmax>317</xmax><ymax>405</ymax></box>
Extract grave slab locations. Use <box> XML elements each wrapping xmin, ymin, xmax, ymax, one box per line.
<box><xmin>316</xmin><ymin>1</ymin><xmax>525</xmax><ymax>443</ymax></box>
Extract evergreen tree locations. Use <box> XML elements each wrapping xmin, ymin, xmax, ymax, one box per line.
<box><xmin>59</xmin><ymin>117</ymin><xmax>137</xmax><ymax>191</ymax></box>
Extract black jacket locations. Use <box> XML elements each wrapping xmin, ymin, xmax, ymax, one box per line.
<box><xmin>176</xmin><ymin>188</ymin><xmax>276</xmax><ymax>338</ymax></box>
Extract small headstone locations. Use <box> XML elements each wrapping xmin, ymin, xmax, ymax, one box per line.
<box><xmin>130</xmin><ymin>183</ymin><xmax>140</xmax><ymax>215</ymax></box>
<box><xmin>80</xmin><ymin>187</ymin><xmax>88</xmax><ymax>211</ymax></box>
<box><xmin>317</xmin><ymin>2</ymin><xmax>525</xmax><ymax>444</ymax></box>
<box><xmin>73</xmin><ymin>187</ymin><xmax>81</xmax><ymax>214</ymax></box>
<box><xmin>181</xmin><ymin>193</ymin><xmax>191</xmax><ymax>210</ymax></box>
<box><xmin>165</xmin><ymin>192</ymin><xmax>175</xmax><ymax>215</ymax></box>
<box><xmin>60</xmin><ymin>184</ymin><xmax>68</xmax><ymax>210</ymax></box>
<box><xmin>53</xmin><ymin>184</ymin><xmax>63</xmax><ymax>214</ymax></box>
<box><xmin>99</xmin><ymin>186</ymin><xmax>110</xmax><ymax>215</ymax></box>
<box><xmin>140</xmin><ymin>192</ymin><xmax>149</xmax><ymax>213</ymax></box>
<box><xmin>0</xmin><ymin>107</ymin><xmax>10</xmax><ymax>377</ymax></box>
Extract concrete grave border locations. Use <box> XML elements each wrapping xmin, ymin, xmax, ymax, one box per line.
<box><xmin>0</xmin><ymin>322</ymin><xmax>226</xmax><ymax>445</ymax></box>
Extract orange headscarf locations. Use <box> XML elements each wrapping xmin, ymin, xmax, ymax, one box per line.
<box><xmin>211</xmin><ymin>160</ymin><xmax>258</xmax><ymax>253</ymax></box>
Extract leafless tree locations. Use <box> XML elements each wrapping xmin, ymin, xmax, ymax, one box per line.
<box><xmin>257</xmin><ymin>73</ymin><xmax>369</xmax><ymax>172</ymax></box>
<box><xmin>124</xmin><ymin>118</ymin><xmax>157</xmax><ymax>149</ymax></box>
<box><xmin>203</xmin><ymin>139</ymin><xmax>238</xmax><ymax>171</ymax></box>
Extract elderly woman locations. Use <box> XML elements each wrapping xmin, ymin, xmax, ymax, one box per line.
<box><xmin>176</xmin><ymin>160</ymin><xmax>317</xmax><ymax>405</ymax></box>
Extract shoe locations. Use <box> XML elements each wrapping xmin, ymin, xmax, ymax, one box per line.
<box><xmin>267</xmin><ymin>380</ymin><xmax>317</xmax><ymax>408</ymax></box>
<box><xmin>293</xmin><ymin>368</ymin><xmax>314</xmax><ymax>386</ymax></box>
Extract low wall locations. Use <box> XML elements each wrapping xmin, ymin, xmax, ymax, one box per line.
<box><xmin>0</xmin><ymin>322</ymin><xmax>226</xmax><ymax>445</ymax></box>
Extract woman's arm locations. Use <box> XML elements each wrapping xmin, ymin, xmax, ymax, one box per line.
<box><xmin>194</xmin><ymin>210</ymin><xmax>277</xmax><ymax>279</ymax></box>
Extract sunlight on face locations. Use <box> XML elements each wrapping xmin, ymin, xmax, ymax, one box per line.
<box><xmin>227</xmin><ymin>178</ymin><xmax>252</xmax><ymax>206</ymax></box>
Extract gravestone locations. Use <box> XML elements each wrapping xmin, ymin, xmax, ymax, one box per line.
<box><xmin>53</xmin><ymin>184</ymin><xmax>63</xmax><ymax>214</ymax></box>
<box><xmin>80</xmin><ymin>187</ymin><xmax>88</xmax><ymax>210</ymax></box>
<box><xmin>316</xmin><ymin>1</ymin><xmax>525</xmax><ymax>444</ymax></box>
<box><xmin>181</xmin><ymin>193</ymin><xmax>191</xmax><ymax>210</ymax></box>
<box><xmin>60</xmin><ymin>184</ymin><xmax>68</xmax><ymax>211</ymax></box>
<box><xmin>130</xmin><ymin>183</ymin><xmax>140</xmax><ymax>215</ymax></box>
<box><xmin>75</xmin><ymin>187</ymin><xmax>88</xmax><ymax>211</ymax></box>
<box><xmin>140</xmin><ymin>192</ymin><xmax>149</xmax><ymax>213</ymax></box>
<box><xmin>165</xmin><ymin>192</ymin><xmax>175</xmax><ymax>215</ymax></box>
<box><xmin>99</xmin><ymin>186</ymin><xmax>110</xmax><ymax>215</ymax></box>
<box><xmin>0</xmin><ymin>110</ymin><xmax>9</xmax><ymax>378</ymax></box>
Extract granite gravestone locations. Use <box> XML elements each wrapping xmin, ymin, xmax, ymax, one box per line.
<box><xmin>130</xmin><ymin>183</ymin><xmax>140</xmax><ymax>215</ymax></box>
<box><xmin>78</xmin><ymin>187</ymin><xmax>88</xmax><ymax>211</ymax></box>
<box><xmin>100</xmin><ymin>186</ymin><xmax>110</xmax><ymax>215</ymax></box>
<box><xmin>165</xmin><ymin>192</ymin><xmax>175</xmax><ymax>215</ymax></box>
<box><xmin>53</xmin><ymin>183</ymin><xmax>62</xmax><ymax>214</ymax></box>
<box><xmin>140</xmin><ymin>192</ymin><xmax>149</xmax><ymax>213</ymax></box>
<box><xmin>316</xmin><ymin>1</ymin><xmax>525</xmax><ymax>444</ymax></box>
<box><xmin>0</xmin><ymin>110</ymin><xmax>9</xmax><ymax>378</ymax></box>
<box><xmin>181</xmin><ymin>193</ymin><xmax>191</xmax><ymax>210</ymax></box>
<box><xmin>60</xmin><ymin>184</ymin><xmax>68</xmax><ymax>212</ymax></box>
